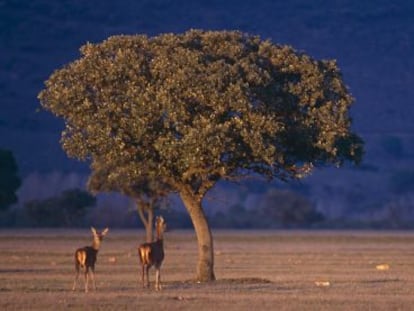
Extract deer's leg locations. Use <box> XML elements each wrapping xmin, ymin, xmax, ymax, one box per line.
<box><xmin>84</xmin><ymin>267</ymin><xmax>89</xmax><ymax>293</ymax></box>
<box><xmin>155</xmin><ymin>267</ymin><xmax>162</xmax><ymax>291</ymax></box>
<box><xmin>141</xmin><ymin>265</ymin><xmax>146</xmax><ymax>288</ymax></box>
<box><xmin>144</xmin><ymin>265</ymin><xmax>150</xmax><ymax>288</ymax></box>
<box><xmin>72</xmin><ymin>263</ymin><xmax>80</xmax><ymax>291</ymax></box>
<box><xmin>90</xmin><ymin>266</ymin><xmax>96</xmax><ymax>291</ymax></box>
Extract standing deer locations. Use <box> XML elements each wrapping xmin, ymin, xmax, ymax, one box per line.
<box><xmin>138</xmin><ymin>216</ymin><xmax>166</xmax><ymax>290</ymax></box>
<box><xmin>72</xmin><ymin>227</ymin><xmax>109</xmax><ymax>293</ymax></box>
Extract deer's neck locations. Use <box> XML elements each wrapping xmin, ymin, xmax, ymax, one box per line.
<box><xmin>92</xmin><ymin>238</ymin><xmax>101</xmax><ymax>250</ymax></box>
<box><xmin>155</xmin><ymin>225</ymin><xmax>164</xmax><ymax>242</ymax></box>
<box><xmin>155</xmin><ymin>232</ymin><xmax>163</xmax><ymax>242</ymax></box>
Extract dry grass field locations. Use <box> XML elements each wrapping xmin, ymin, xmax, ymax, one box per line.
<box><xmin>1</xmin><ymin>229</ymin><xmax>414</xmax><ymax>310</ymax></box>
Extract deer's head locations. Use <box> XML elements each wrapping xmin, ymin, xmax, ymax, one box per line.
<box><xmin>155</xmin><ymin>216</ymin><xmax>167</xmax><ymax>236</ymax></box>
<box><xmin>91</xmin><ymin>227</ymin><xmax>109</xmax><ymax>242</ymax></box>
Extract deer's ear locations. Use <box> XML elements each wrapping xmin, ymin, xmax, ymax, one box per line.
<box><xmin>102</xmin><ymin>228</ymin><xmax>109</xmax><ymax>235</ymax></box>
<box><xmin>91</xmin><ymin>227</ymin><xmax>97</xmax><ymax>235</ymax></box>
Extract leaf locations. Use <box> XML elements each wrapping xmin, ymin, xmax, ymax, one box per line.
<box><xmin>38</xmin><ymin>30</ymin><xmax>363</xmax><ymax>198</ymax></box>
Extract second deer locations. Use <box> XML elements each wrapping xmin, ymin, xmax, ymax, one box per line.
<box><xmin>138</xmin><ymin>216</ymin><xmax>167</xmax><ymax>290</ymax></box>
<box><xmin>72</xmin><ymin>227</ymin><xmax>109</xmax><ymax>293</ymax></box>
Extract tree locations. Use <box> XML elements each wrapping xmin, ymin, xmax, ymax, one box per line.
<box><xmin>0</xmin><ymin>149</ymin><xmax>21</xmax><ymax>210</ymax></box>
<box><xmin>87</xmin><ymin>163</ymin><xmax>171</xmax><ymax>242</ymax></box>
<box><xmin>259</xmin><ymin>189</ymin><xmax>324</xmax><ymax>227</ymax></box>
<box><xmin>38</xmin><ymin>30</ymin><xmax>363</xmax><ymax>281</ymax></box>
<box><xmin>24</xmin><ymin>188</ymin><xmax>96</xmax><ymax>227</ymax></box>
<box><xmin>211</xmin><ymin>203</ymin><xmax>258</xmax><ymax>229</ymax></box>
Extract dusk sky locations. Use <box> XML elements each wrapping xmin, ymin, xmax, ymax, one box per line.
<box><xmin>1</xmin><ymin>0</ymin><xmax>413</xmax><ymax>220</ymax></box>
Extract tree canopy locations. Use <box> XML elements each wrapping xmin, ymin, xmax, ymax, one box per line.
<box><xmin>38</xmin><ymin>29</ymin><xmax>363</xmax><ymax>281</ymax></box>
<box><xmin>88</xmin><ymin>163</ymin><xmax>171</xmax><ymax>242</ymax></box>
<box><xmin>0</xmin><ymin>149</ymin><xmax>21</xmax><ymax>210</ymax></box>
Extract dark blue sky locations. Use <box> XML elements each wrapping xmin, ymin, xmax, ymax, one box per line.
<box><xmin>1</xmin><ymin>0</ymin><xmax>414</xmax><ymax>175</ymax></box>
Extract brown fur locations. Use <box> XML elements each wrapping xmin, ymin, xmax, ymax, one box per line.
<box><xmin>72</xmin><ymin>227</ymin><xmax>108</xmax><ymax>293</ymax></box>
<box><xmin>76</xmin><ymin>249</ymin><xmax>87</xmax><ymax>268</ymax></box>
<box><xmin>138</xmin><ymin>216</ymin><xmax>166</xmax><ymax>290</ymax></box>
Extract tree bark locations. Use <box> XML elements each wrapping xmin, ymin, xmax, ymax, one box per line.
<box><xmin>180</xmin><ymin>189</ymin><xmax>216</xmax><ymax>282</ymax></box>
<box><xmin>137</xmin><ymin>201</ymin><xmax>154</xmax><ymax>242</ymax></box>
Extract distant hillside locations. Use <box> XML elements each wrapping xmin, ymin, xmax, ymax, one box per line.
<box><xmin>1</xmin><ymin>0</ymin><xmax>413</xmax><ymax>176</ymax></box>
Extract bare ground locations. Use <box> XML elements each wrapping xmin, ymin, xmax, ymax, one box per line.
<box><xmin>1</xmin><ymin>229</ymin><xmax>414</xmax><ymax>310</ymax></box>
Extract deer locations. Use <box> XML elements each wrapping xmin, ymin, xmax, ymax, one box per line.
<box><xmin>138</xmin><ymin>216</ymin><xmax>167</xmax><ymax>291</ymax></box>
<box><xmin>72</xmin><ymin>227</ymin><xmax>109</xmax><ymax>293</ymax></box>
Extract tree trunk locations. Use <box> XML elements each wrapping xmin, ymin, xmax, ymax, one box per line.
<box><xmin>180</xmin><ymin>190</ymin><xmax>216</xmax><ymax>282</ymax></box>
<box><xmin>137</xmin><ymin>201</ymin><xmax>154</xmax><ymax>242</ymax></box>
<box><xmin>145</xmin><ymin>207</ymin><xmax>154</xmax><ymax>243</ymax></box>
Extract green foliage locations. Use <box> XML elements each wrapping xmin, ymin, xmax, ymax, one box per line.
<box><xmin>87</xmin><ymin>162</ymin><xmax>170</xmax><ymax>239</ymax></box>
<box><xmin>211</xmin><ymin>204</ymin><xmax>258</xmax><ymax>229</ymax></box>
<box><xmin>0</xmin><ymin>149</ymin><xmax>21</xmax><ymax>210</ymax></box>
<box><xmin>259</xmin><ymin>189</ymin><xmax>324</xmax><ymax>227</ymax></box>
<box><xmin>23</xmin><ymin>188</ymin><xmax>96</xmax><ymax>227</ymax></box>
<box><xmin>38</xmin><ymin>29</ymin><xmax>363</xmax><ymax>200</ymax></box>
<box><xmin>210</xmin><ymin>189</ymin><xmax>323</xmax><ymax>228</ymax></box>
<box><xmin>87</xmin><ymin>163</ymin><xmax>170</xmax><ymax>209</ymax></box>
